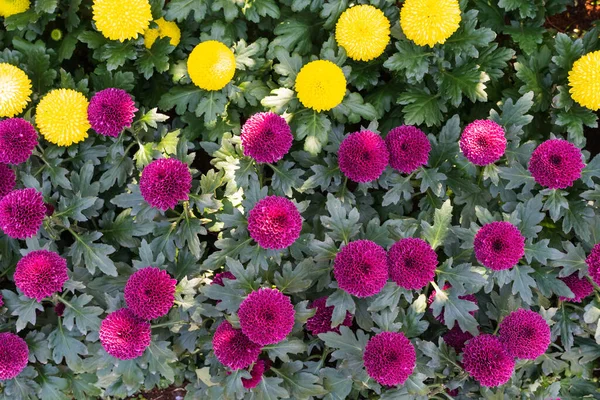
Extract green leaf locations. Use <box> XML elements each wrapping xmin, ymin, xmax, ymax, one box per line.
<box><xmin>383</xmin><ymin>41</ymin><xmax>430</xmax><ymax>82</ymax></box>
<box><xmin>445</xmin><ymin>10</ymin><xmax>496</xmax><ymax>57</ymax></box>
<box><xmin>255</xmin><ymin>377</ymin><xmax>290</xmax><ymax>400</ymax></box>
<box><xmin>165</xmin><ymin>0</ymin><xmax>207</xmax><ymax>21</ymax></box>
<box><xmin>67</xmin><ymin>231</ymin><xmax>117</xmax><ymax>276</ymax></box>
<box><xmin>319</xmin><ymin>327</ymin><xmax>368</xmax><ymax>373</ymax></box>
<box><xmin>436</xmin><ymin>260</ymin><xmax>487</xmax><ymax>293</ymax></box>
<box><xmin>542</xmin><ymin>189</ymin><xmax>569</xmax><ymax>222</ymax></box>
<box><xmin>532</xmin><ymin>267</ymin><xmax>574</xmax><ymax>298</ymax></box>
<box><xmin>136</xmin><ymin>38</ymin><xmax>174</xmax><ymax>79</ymax></box>
<box><xmin>430</xmin><ymin>290</ymin><xmax>479</xmax><ymax>335</ymax></box>
<box><xmin>551</xmin><ymin>241</ymin><xmax>588</xmax><ymax>276</ymax></box>
<box><xmin>552</xmin><ymin>32</ymin><xmax>584</xmax><ymax>70</ymax></box>
<box><xmin>1</xmin><ymin>290</ymin><xmax>43</xmax><ymax>332</ymax></box>
<box><xmin>439</xmin><ymin>63</ymin><xmax>488</xmax><ymax>107</ymax></box>
<box><xmin>261</xmin><ymin>87</ymin><xmax>295</xmax><ymax>113</ymax></box>
<box><xmin>264</xmin><ymin>338</ymin><xmax>307</xmax><ymax>363</ymax></box>
<box><xmin>498</xmin><ymin>161</ymin><xmax>536</xmax><ymax>192</ymax></box>
<box><xmin>144</xmin><ymin>341</ymin><xmax>177</xmax><ymax>381</ymax></box>
<box><xmin>509</xmin><ymin>265</ymin><xmax>537</xmax><ymax>305</ymax></box>
<box><xmin>562</xmin><ymin>200</ymin><xmax>594</xmax><ymax>242</ymax></box>
<box><xmin>504</xmin><ymin>24</ymin><xmax>544</xmax><ymax>55</ymax></box>
<box><xmin>498</xmin><ymin>0</ymin><xmax>537</xmax><ymax>18</ymax></box>
<box><xmin>196</xmin><ymin>91</ymin><xmax>228</xmax><ymax>124</ymax></box>
<box><xmin>582</xmin><ymin>154</ymin><xmax>600</xmax><ymax>188</ymax></box>
<box><xmin>97</xmin><ymin>42</ymin><xmax>137</xmax><ymax>71</ymax></box>
<box><xmin>274</xmin><ymin>361</ymin><xmax>327</xmax><ymax>399</ymax></box>
<box><xmin>320</xmin><ymin>194</ymin><xmax>361</xmax><ymax>243</ymax></box>
<box><xmin>524</xmin><ymin>239</ymin><xmax>563</xmax><ymax>265</ymax></box>
<box><xmin>331</xmin><ymin>92</ymin><xmax>377</xmax><ymax>124</ymax></box>
<box><xmin>398</xmin><ymin>89</ymin><xmax>446</xmax><ymax>127</ymax></box>
<box><xmin>35</xmin><ymin>0</ymin><xmax>58</xmax><ymax>13</ymax></box>
<box><xmin>61</xmin><ymin>294</ymin><xmax>103</xmax><ymax>335</ymax></box>
<box><xmin>421</xmin><ymin>199</ymin><xmax>453</xmax><ymax>250</ymax></box>
<box><xmin>270</xmin><ymin>161</ymin><xmax>303</xmax><ymax>197</ymax></box>
<box><xmin>48</xmin><ymin>326</ymin><xmax>87</xmax><ymax>370</ymax></box>
<box><xmin>157</xmin><ymin>129</ymin><xmax>181</xmax><ymax>155</ymax></box>
<box><xmin>368</xmin><ymin>282</ymin><xmax>413</xmax><ymax>312</ymax></box>
<box><xmin>514</xmin><ymin>195</ymin><xmax>544</xmax><ymax>238</ymax></box>
<box><xmin>321</xmin><ymin>368</ymin><xmax>353</xmax><ymax>400</ymax></box>
<box><xmin>295</xmin><ymin>112</ymin><xmax>331</xmax><ymax>155</ymax></box>
<box><xmin>159</xmin><ymin>85</ymin><xmax>203</xmax><ymax>115</ymax></box>
<box><xmin>416</xmin><ymin>167</ymin><xmax>447</xmax><ymax>197</ymax></box>
<box><xmin>273</xmin><ymin>259</ymin><xmax>314</xmax><ymax>294</ymax></box>
<box><xmin>326</xmin><ymin>290</ymin><xmax>356</xmax><ymax>327</ymax></box>
<box><xmin>271</xmin><ymin>17</ymin><xmax>311</xmax><ymax>54</ymax></box>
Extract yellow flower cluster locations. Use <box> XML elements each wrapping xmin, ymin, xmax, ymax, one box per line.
<box><xmin>0</xmin><ymin>0</ymin><xmax>30</xmax><ymax>17</ymax></box>
<box><xmin>295</xmin><ymin>60</ymin><xmax>347</xmax><ymax>112</ymax></box>
<box><xmin>187</xmin><ymin>41</ymin><xmax>236</xmax><ymax>91</ymax></box>
<box><xmin>335</xmin><ymin>5</ymin><xmax>391</xmax><ymax>62</ymax></box>
<box><xmin>400</xmin><ymin>0</ymin><xmax>461</xmax><ymax>47</ymax></box>
<box><xmin>144</xmin><ymin>18</ymin><xmax>181</xmax><ymax>49</ymax></box>
<box><xmin>569</xmin><ymin>50</ymin><xmax>600</xmax><ymax>111</ymax></box>
<box><xmin>0</xmin><ymin>63</ymin><xmax>31</xmax><ymax>118</ymax></box>
<box><xmin>36</xmin><ymin>89</ymin><xmax>90</xmax><ymax>147</ymax></box>
<box><xmin>92</xmin><ymin>0</ymin><xmax>152</xmax><ymax>42</ymax></box>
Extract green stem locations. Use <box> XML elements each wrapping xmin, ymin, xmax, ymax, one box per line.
<box><xmin>151</xmin><ymin>320</ymin><xmax>186</xmax><ymax>329</ymax></box>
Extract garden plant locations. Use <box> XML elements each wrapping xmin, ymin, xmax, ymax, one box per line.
<box><xmin>0</xmin><ymin>0</ymin><xmax>600</xmax><ymax>399</ymax></box>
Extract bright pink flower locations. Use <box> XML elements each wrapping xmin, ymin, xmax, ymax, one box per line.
<box><xmin>388</xmin><ymin>238</ymin><xmax>438</xmax><ymax>290</ymax></box>
<box><xmin>462</xmin><ymin>334</ymin><xmax>514</xmax><ymax>387</ymax></box>
<box><xmin>212</xmin><ymin>271</ymin><xmax>236</xmax><ymax>286</ymax></box>
<box><xmin>363</xmin><ymin>331</ymin><xmax>416</xmax><ymax>386</ymax></box>
<box><xmin>212</xmin><ymin>320</ymin><xmax>262</xmax><ymax>370</ymax></box>
<box><xmin>0</xmin><ymin>164</ymin><xmax>15</xmax><ymax>199</ymax></box>
<box><xmin>528</xmin><ymin>139</ymin><xmax>584</xmax><ymax>189</ymax></box>
<box><xmin>443</xmin><ymin>326</ymin><xmax>474</xmax><ymax>352</ymax></box>
<box><xmin>459</xmin><ymin>120</ymin><xmax>506</xmax><ymax>166</ymax></box>
<box><xmin>333</xmin><ymin>240</ymin><xmax>388</xmax><ymax>298</ymax></box>
<box><xmin>586</xmin><ymin>243</ymin><xmax>600</xmax><ymax>286</ymax></box>
<box><xmin>0</xmin><ymin>118</ymin><xmax>38</xmax><ymax>165</ymax></box>
<box><xmin>124</xmin><ymin>267</ymin><xmax>177</xmax><ymax>320</ymax></box>
<box><xmin>473</xmin><ymin>221</ymin><xmax>525</xmax><ymax>271</ymax></box>
<box><xmin>241</xmin><ymin>112</ymin><xmax>293</xmax><ymax>163</ymax></box>
<box><xmin>242</xmin><ymin>359</ymin><xmax>271</xmax><ymax>389</ymax></box>
<box><xmin>247</xmin><ymin>196</ymin><xmax>302</xmax><ymax>250</ymax></box>
<box><xmin>305</xmin><ymin>296</ymin><xmax>353</xmax><ymax>335</ymax></box>
<box><xmin>338</xmin><ymin>130</ymin><xmax>389</xmax><ymax>183</ymax></box>
<box><xmin>559</xmin><ymin>273</ymin><xmax>593</xmax><ymax>302</ymax></box>
<box><xmin>0</xmin><ymin>333</ymin><xmax>28</xmax><ymax>380</ymax></box>
<box><xmin>14</xmin><ymin>250</ymin><xmax>69</xmax><ymax>302</ymax></box>
<box><xmin>385</xmin><ymin>125</ymin><xmax>430</xmax><ymax>173</ymax></box>
<box><xmin>88</xmin><ymin>88</ymin><xmax>137</xmax><ymax>137</ymax></box>
<box><xmin>99</xmin><ymin>308</ymin><xmax>151</xmax><ymax>360</ymax></box>
<box><xmin>0</xmin><ymin>188</ymin><xmax>46</xmax><ymax>239</ymax></box>
<box><xmin>139</xmin><ymin>158</ymin><xmax>192</xmax><ymax>211</ymax></box>
<box><xmin>498</xmin><ymin>309</ymin><xmax>551</xmax><ymax>360</ymax></box>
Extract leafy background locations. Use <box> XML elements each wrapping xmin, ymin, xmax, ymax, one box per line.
<box><xmin>1</xmin><ymin>0</ymin><xmax>600</xmax><ymax>399</ymax></box>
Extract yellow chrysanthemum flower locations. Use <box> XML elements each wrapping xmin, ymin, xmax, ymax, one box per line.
<box><xmin>36</xmin><ymin>89</ymin><xmax>90</xmax><ymax>147</ymax></box>
<box><xmin>92</xmin><ymin>0</ymin><xmax>152</xmax><ymax>42</ymax></box>
<box><xmin>187</xmin><ymin>41</ymin><xmax>236</xmax><ymax>91</ymax></box>
<box><xmin>295</xmin><ymin>60</ymin><xmax>347</xmax><ymax>112</ymax></box>
<box><xmin>335</xmin><ymin>5</ymin><xmax>390</xmax><ymax>61</ymax></box>
<box><xmin>400</xmin><ymin>0</ymin><xmax>461</xmax><ymax>47</ymax></box>
<box><xmin>0</xmin><ymin>63</ymin><xmax>31</xmax><ymax>118</ymax></box>
<box><xmin>144</xmin><ymin>18</ymin><xmax>181</xmax><ymax>49</ymax></box>
<box><xmin>0</xmin><ymin>0</ymin><xmax>30</xmax><ymax>17</ymax></box>
<box><xmin>569</xmin><ymin>50</ymin><xmax>600</xmax><ymax>110</ymax></box>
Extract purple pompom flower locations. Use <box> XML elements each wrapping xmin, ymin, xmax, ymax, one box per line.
<box><xmin>462</xmin><ymin>334</ymin><xmax>515</xmax><ymax>387</ymax></box>
<box><xmin>443</xmin><ymin>326</ymin><xmax>474</xmax><ymax>352</ymax></box>
<box><xmin>498</xmin><ymin>309</ymin><xmax>551</xmax><ymax>360</ymax></box>
<box><xmin>338</xmin><ymin>130</ymin><xmax>389</xmax><ymax>183</ymax></box>
<box><xmin>559</xmin><ymin>273</ymin><xmax>593</xmax><ymax>303</ymax></box>
<box><xmin>247</xmin><ymin>196</ymin><xmax>302</xmax><ymax>250</ymax></box>
<box><xmin>88</xmin><ymin>88</ymin><xmax>137</xmax><ymax>137</ymax></box>
<box><xmin>0</xmin><ymin>118</ymin><xmax>38</xmax><ymax>165</ymax></box>
<box><xmin>385</xmin><ymin>125</ymin><xmax>430</xmax><ymax>174</ymax></box>
<box><xmin>0</xmin><ymin>333</ymin><xmax>28</xmax><ymax>380</ymax></box>
<box><xmin>212</xmin><ymin>320</ymin><xmax>262</xmax><ymax>370</ymax></box>
<box><xmin>241</xmin><ymin>112</ymin><xmax>293</xmax><ymax>163</ymax></box>
<box><xmin>388</xmin><ymin>238</ymin><xmax>438</xmax><ymax>290</ymax></box>
<box><xmin>238</xmin><ymin>288</ymin><xmax>295</xmax><ymax>345</ymax></box>
<box><xmin>0</xmin><ymin>188</ymin><xmax>46</xmax><ymax>239</ymax></box>
<box><xmin>473</xmin><ymin>221</ymin><xmax>525</xmax><ymax>271</ymax></box>
<box><xmin>14</xmin><ymin>250</ymin><xmax>69</xmax><ymax>302</ymax></box>
<box><xmin>54</xmin><ymin>302</ymin><xmax>65</xmax><ymax>317</ymax></box>
<box><xmin>333</xmin><ymin>240</ymin><xmax>388</xmax><ymax>298</ymax></box>
<box><xmin>242</xmin><ymin>359</ymin><xmax>271</xmax><ymax>389</ymax></box>
<box><xmin>212</xmin><ymin>271</ymin><xmax>236</xmax><ymax>286</ymax></box>
<box><xmin>528</xmin><ymin>139</ymin><xmax>584</xmax><ymax>189</ymax></box>
<box><xmin>305</xmin><ymin>296</ymin><xmax>353</xmax><ymax>335</ymax></box>
<box><xmin>459</xmin><ymin>120</ymin><xmax>507</xmax><ymax>166</ymax></box>
<box><xmin>586</xmin><ymin>243</ymin><xmax>600</xmax><ymax>286</ymax></box>
<box><xmin>0</xmin><ymin>164</ymin><xmax>15</xmax><ymax>200</ymax></box>
<box><xmin>139</xmin><ymin>158</ymin><xmax>192</xmax><ymax>211</ymax></box>
<box><xmin>363</xmin><ymin>331</ymin><xmax>416</xmax><ymax>386</ymax></box>
<box><xmin>99</xmin><ymin>308</ymin><xmax>151</xmax><ymax>360</ymax></box>
<box><xmin>124</xmin><ymin>267</ymin><xmax>177</xmax><ymax>320</ymax></box>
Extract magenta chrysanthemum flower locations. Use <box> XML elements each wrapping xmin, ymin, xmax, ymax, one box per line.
<box><xmin>124</xmin><ymin>267</ymin><xmax>177</xmax><ymax>320</ymax></box>
<box><xmin>333</xmin><ymin>240</ymin><xmax>388</xmax><ymax>298</ymax></box>
<box><xmin>388</xmin><ymin>238</ymin><xmax>438</xmax><ymax>290</ymax></box>
<box><xmin>242</xmin><ymin>359</ymin><xmax>271</xmax><ymax>389</ymax></box>
<box><xmin>0</xmin><ymin>164</ymin><xmax>15</xmax><ymax>199</ymax></box>
<box><xmin>99</xmin><ymin>308</ymin><xmax>151</xmax><ymax>360</ymax></box>
<box><xmin>88</xmin><ymin>88</ymin><xmax>137</xmax><ymax>137</ymax></box>
<box><xmin>247</xmin><ymin>196</ymin><xmax>302</xmax><ymax>250</ymax></box>
<box><xmin>459</xmin><ymin>120</ymin><xmax>507</xmax><ymax>166</ymax></box>
<box><xmin>385</xmin><ymin>125</ymin><xmax>430</xmax><ymax>174</ymax></box>
<box><xmin>338</xmin><ymin>130</ymin><xmax>389</xmax><ymax>183</ymax></box>
<box><xmin>428</xmin><ymin>284</ymin><xmax>477</xmax><ymax>324</ymax></box>
<box><xmin>212</xmin><ymin>271</ymin><xmax>236</xmax><ymax>286</ymax></box>
<box><xmin>462</xmin><ymin>334</ymin><xmax>515</xmax><ymax>387</ymax></box>
<box><xmin>473</xmin><ymin>221</ymin><xmax>525</xmax><ymax>271</ymax></box>
<box><xmin>305</xmin><ymin>296</ymin><xmax>353</xmax><ymax>335</ymax></box>
<box><xmin>212</xmin><ymin>320</ymin><xmax>262</xmax><ymax>370</ymax></box>
<box><xmin>14</xmin><ymin>250</ymin><xmax>69</xmax><ymax>302</ymax></box>
<box><xmin>585</xmin><ymin>243</ymin><xmax>600</xmax><ymax>286</ymax></box>
<box><xmin>139</xmin><ymin>158</ymin><xmax>192</xmax><ymax>211</ymax></box>
<box><xmin>443</xmin><ymin>326</ymin><xmax>474</xmax><ymax>352</ymax></box>
<box><xmin>498</xmin><ymin>309</ymin><xmax>551</xmax><ymax>360</ymax></box>
<box><xmin>54</xmin><ymin>302</ymin><xmax>65</xmax><ymax>317</ymax></box>
<box><xmin>528</xmin><ymin>139</ymin><xmax>584</xmax><ymax>189</ymax></box>
<box><xmin>0</xmin><ymin>118</ymin><xmax>38</xmax><ymax>165</ymax></box>
<box><xmin>559</xmin><ymin>273</ymin><xmax>593</xmax><ymax>302</ymax></box>
<box><xmin>238</xmin><ymin>288</ymin><xmax>295</xmax><ymax>345</ymax></box>
<box><xmin>0</xmin><ymin>188</ymin><xmax>46</xmax><ymax>239</ymax></box>
<box><xmin>240</xmin><ymin>112</ymin><xmax>293</xmax><ymax>164</ymax></box>
<box><xmin>0</xmin><ymin>333</ymin><xmax>28</xmax><ymax>380</ymax></box>
<box><xmin>363</xmin><ymin>331</ymin><xmax>416</xmax><ymax>386</ymax></box>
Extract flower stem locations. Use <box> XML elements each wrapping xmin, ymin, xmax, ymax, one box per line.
<box><xmin>151</xmin><ymin>320</ymin><xmax>186</xmax><ymax>329</ymax></box>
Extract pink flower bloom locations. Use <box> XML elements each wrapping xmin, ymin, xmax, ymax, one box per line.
<box><xmin>443</xmin><ymin>326</ymin><xmax>474</xmax><ymax>352</ymax></box>
<box><xmin>139</xmin><ymin>158</ymin><xmax>192</xmax><ymax>211</ymax></box>
<box><xmin>124</xmin><ymin>267</ymin><xmax>177</xmax><ymax>320</ymax></box>
<box><xmin>88</xmin><ymin>88</ymin><xmax>137</xmax><ymax>137</ymax></box>
<box><xmin>238</xmin><ymin>288</ymin><xmax>295</xmax><ymax>345</ymax></box>
<box><xmin>462</xmin><ymin>334</ymin><xmax>514</xmax><ymax>387</ymax></box>
<box><xmin>385</xmin><ymin>125</ymin><xmax>430</xmax><ymax>173</ymax></box>
<box><xmin>212</xmin><ymin>320</ymin><xmax>262</xmax><ymax>370</ymax></box>
<box><xmin>241</xmin><ymin>112</ymin><xmax>293</xmax><ymax>163</ymax></box>
<box><xmin>14</xmin><ymin>250</ymin><xmax>69</xmax><ymax>302</ymax></box>
<box><xmin>528</xmin><ymin>139</ymin><xmax>584</xmax><ymax>189</ymax></box>
<box><xmin>338</xmin><ymin>130</ymin><xmax>389</xmax><ymax>183</ymax></box>
<box><xmin>0</xmin><ymin>164</ymin><xmax>15</xmax><ymax>200</ymax></box>
<box><xmin>305</xmin><ymin>296</ymin><xmax>353</xmax><ymax>335</ymax></box>
<box><xmin>333</xmin><ymin>240</ymin><xmax>388</xmax><ymax>298</ymax></box>
<box><xmin>473</xmin><ymin>221</ymin><xmax>525</xmax><ymax>271</ymax></box>
<box><xmin>242</xmin><ymin>359</ymin><xmax>271</xmax><ymax>389</ymax></box>
<box><xmin>212</xmin><ymin>271</ymin><xmax>236</xmax><ymax>286</ymax></box>
<box><xmin>459</xmin><ymin>120</ymin><xmax>506</xmax><ymax>166</ymax></box>
<box><xmin>0</xmin><ymin>118</ymin><xmax>38</xmax><ymax>165</ymax></box>
<box><xmin>0</xmin><ymin>188</ymin><xmax>46</xmax><ymax>239</ymax></box>
<box><xmin>559</xmin><ymin>273</ymin><xmax>593</xmax><ymax>302</ymax></box>
<box><xmin>247</xmin><ymin>196</ymin><xmax>302</xmax><ymax>250</ymax></box>
<box><xmin>54</xmin><ymin>302</ymin><xmax>65</xmax><ymax>317</ymax></box>
<box><xmin>586</xmin><ymin>243</ymin><xmax>600</xmax><ymax>286</ymax></box>
<box><xmin>389</xmin><ymin>237</ymin><xmax>438</xmax><ymax>290</ymax></box>
<box><xmin>498</xmin><ymin>309</ymin><xmax>551</xmax><ymax>360</ymax></box>
<box><xmin>363</xmin><ymin>331</ymin><xmax>416</xmax><ymax>386</ymax></box>
<box><xmin>0</xmin><ymin>332</ymin><xmax>28</xmax><ymax>380</ymax></box>
<box><xmin>99</xmin><ymin>308</ymin><xmax>151</xmax><ymax>360</ymax></box>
